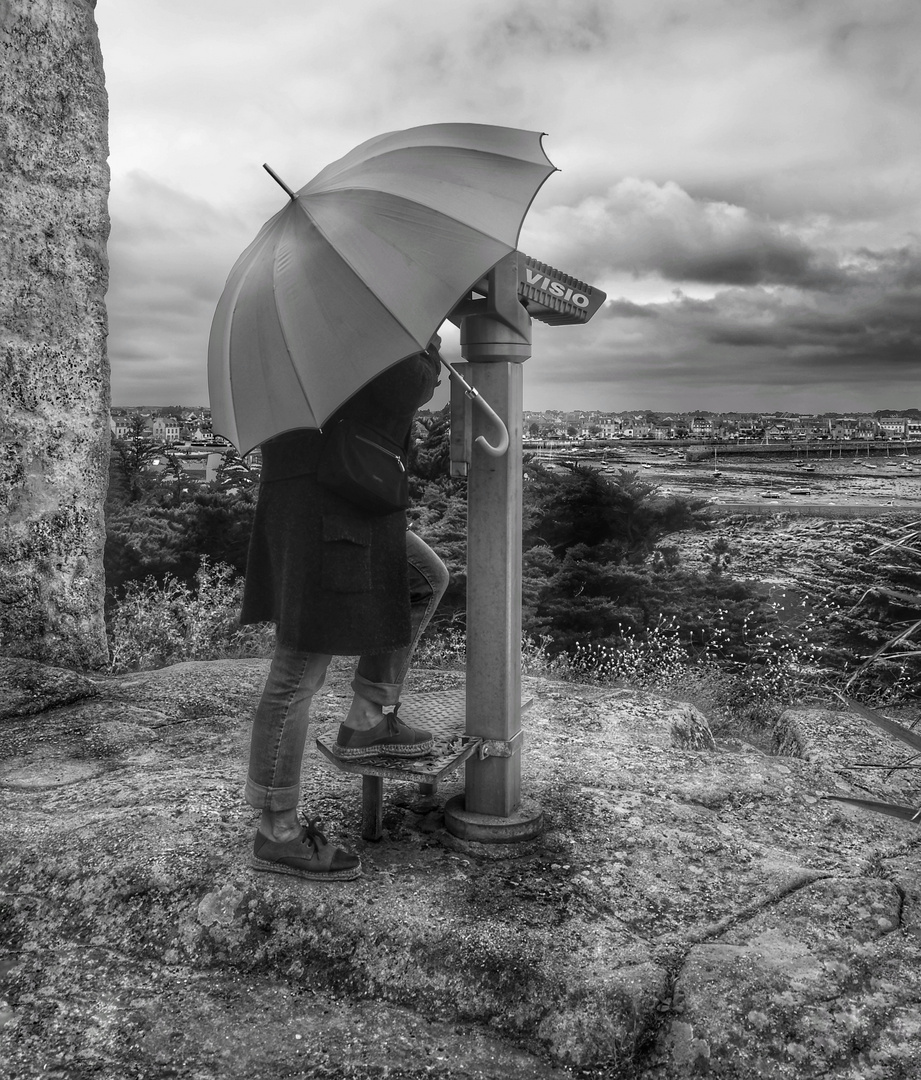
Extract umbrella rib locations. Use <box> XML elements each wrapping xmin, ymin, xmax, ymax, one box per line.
<box><xmin>230</xmin><ymin>214</ymin><xmax>321</xmax><ymax>437</ymax></box>
<box><xmin>305</xmin><ymin>140</ymin><xmax>556</xmax><ymax>195</ymax></box>
<box><xmin>305</xmin><ymin>164</ymin><xmax>550</xmax><ymax>243</ymax></box>
<box><xmin>286</xmin><ymin>207</ymin><xmax>423</xmax><ymax>377</ymax></box>
<box><xmin>267</xmin><ymin>210</ymin><xmax>328</xmax><ymax>428</ymax></box>
<box><xmin>217</xmin><ymin>226</ymin><xmax>283</xmax><ymax>448</ymax></box>
<box><xmin>292</xmin><ymin>190</ymin><xmax>519</xmax><ymax>340</ymax></box>
<box><xmin>307</xmin><ymin>184</ymin><xmax>527</xmax><ymax>235</ymax></box>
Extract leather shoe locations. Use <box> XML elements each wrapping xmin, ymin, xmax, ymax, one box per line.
<box><xmin>250</xmin><ymin>818</ymin><xmax>361</xmax><ymax>881</ymax></box>
<box><xmin>334</xmin><ymin>706</ymin><xmax>434</xmax><ymax>761</ymax></box>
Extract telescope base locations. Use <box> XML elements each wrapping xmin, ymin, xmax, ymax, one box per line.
<box><xmin>443</xmin><ymin>793</ymin><xmax>544</xmax><ymax>845</ymax></box>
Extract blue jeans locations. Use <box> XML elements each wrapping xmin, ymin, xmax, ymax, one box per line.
<box><xmin>245</xmin><ymin>530</ymin><xmax>449</xmax><ymax>811</ymax></box>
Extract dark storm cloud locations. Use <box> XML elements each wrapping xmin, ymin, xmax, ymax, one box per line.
<box><xmin>696</xmin><ymin>246</ymin><xmax>921</xmax><ymax>363</ymax></box>
<box><xmin>525</xmin><ymin>178</ymin><xmax>849</xmax><ymax>291</ymax></box>
<box><xmin>660</xmin><ymin>241</ymin><xmax>844</xmax><ymax>290</ymax></box>
<box><xmin>706</xmin><ymin>325</ymin><xmax>787</xmax><ymax>348</ymax></box>
<box><xmin>527</xmin><ymin>240</ymin><xmax>921</xmax><ymax>413</ymax></box>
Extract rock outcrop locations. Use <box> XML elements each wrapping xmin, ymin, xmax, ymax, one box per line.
<box><xmin>1</xmin><ymin>657</ymin><xmax>919</xmax><ymax>1078</ymax></box>
<box><xmin>0</xmin><ymin>0</ymin><xmax>110</xmax><ymax>668</ymax></box>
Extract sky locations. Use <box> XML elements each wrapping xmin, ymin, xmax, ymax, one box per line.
<box><xmin>96</xmin><ymin>0</ymin><xmax>921</xmax><ymax>417</ymax></box>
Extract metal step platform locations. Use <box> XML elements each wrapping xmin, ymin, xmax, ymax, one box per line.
<box><xmin>316</xmin><ymin>688</ymin><xmax>531</xmax><ymax>841</ymax></box>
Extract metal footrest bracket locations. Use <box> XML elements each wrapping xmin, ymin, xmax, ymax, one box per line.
<box><xmin>315</xmin><ymin>688</ymin><xmax>531</xmax><ymax>841</ymax></box>
<box><xmin>477</xmin><ymin>729</ymin><xmax>524</xmax><ymax>759</ymax></box>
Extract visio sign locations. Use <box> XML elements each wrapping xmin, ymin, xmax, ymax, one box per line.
<box><xmin>517</xmin><ymin>254</ymin><xmax>606</xmax><ymax>325</ymax></box>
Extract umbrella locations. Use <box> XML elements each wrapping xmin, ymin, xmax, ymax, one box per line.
<box><xmin>207</xmin><ymin>123</ymin><xmax>555</xmax><ymax>455</ymax></box>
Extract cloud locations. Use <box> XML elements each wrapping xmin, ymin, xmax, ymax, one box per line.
<box><xmin>94</xmin><ymin>0</ymin><xmax>921</xmax><ymax>412</ymax></box>
<box><xmin>605</xmin><ymin>299</ymin><xmax>659</xmax><ymax>319</ymax></box>
<box><xmin>523</xmin><ymin>178</ymin><xmax>847</xmax><ymax>289</ymax></box>
<box><xmin>106</xmin><ymin>173</ymin><xmax>255</xmax><ymax>404</ymax></box>
<box><xmin>524</xmin><ymin>242</ymin><xmax>921</xmax><ymax>412</ymax></box>
<box><xmin>99</xmin><ymin>0</ymin><xmax>919</xmax><ymax>215</ymax></box>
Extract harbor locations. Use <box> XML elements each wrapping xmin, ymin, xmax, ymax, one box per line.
<box><xmin>526</xmin><ymin>440</ymin><xmax>921</xmax><ymax>515</ymax></box>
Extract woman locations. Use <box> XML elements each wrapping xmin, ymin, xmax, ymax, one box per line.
<box><xmin>240</xmin><ymin>339</ymin><xmax>449</xmax><ymax>882</ymax></box>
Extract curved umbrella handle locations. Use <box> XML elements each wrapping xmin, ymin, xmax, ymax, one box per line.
<box><xmin>468</xmin><ymin>388</ymin><xmax>510</xmax><ymax>457</ymax></box>
<box><xmin>437</xmin><ymin>356</ymin><xmax>510</xmax><ymax>457</ymax></box>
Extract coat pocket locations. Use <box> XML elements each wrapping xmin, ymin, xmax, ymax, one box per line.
<box><xmin>321</xmin><ymin>515</ymin><xmax>372</xmax><ymax>593</ymax></box>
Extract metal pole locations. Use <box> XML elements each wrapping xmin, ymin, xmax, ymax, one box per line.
<box><xmin>464</xmin><ymin>359</ymin><xmax>524</xmax><ymax>817</ymax></box>
<box><xmin>443</xmin><ymin>252</ymin><xmax>543</xmax><ymax>843</ymax></box>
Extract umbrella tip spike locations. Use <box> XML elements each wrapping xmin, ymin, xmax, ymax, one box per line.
<box><xmin>263</xmin><ymin>163</ymin><xmax>297</xmax><ymax>201</ymax></box>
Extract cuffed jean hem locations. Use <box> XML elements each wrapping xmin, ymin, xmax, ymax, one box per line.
<box><xmin>244</xmin><ymin>776</ymin><xmax>302</xmax><ymax>812</ymax></box>
<box><xmin>350</xmin><ymin>673</ymin><xmax>402</xmax><ymax>710</ymax></box>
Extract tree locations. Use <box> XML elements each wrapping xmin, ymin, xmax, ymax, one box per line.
<box><xmin>108</xmin><ymin>417</ymin><xmax>160</xmax><ymax>504</ymax></box>
<box><xmin>409</xmin><ymin>407</ymin><xmax>452</xmax><ymax>488</ymax></box>
<box><xmin>105</xmin><ymin>487</ymin><xmax>257</xmax><ymax>597</ymax></box>
<box><xmin>524</xmin><ymin>538</ymin><xmax>777</xmax><ymax>659</ymax></box>
<box><xmin>524</xmin><ymin>465</ymin><xmax>704</xmax><ymax>563</ymax></box>
<box><xmin>151</xmin><ymin>450</ymin><xmax>187</xmax><ymax>507</ymax></box>
<box><xmin>516</xmin><ymin>462</ymin><xmax>777</xmax><ymax>657</ymax></box>
<box><xmin>213</xmin><ymin>448</ymin><xmax>258</xmax><ymax>493</ymax></box>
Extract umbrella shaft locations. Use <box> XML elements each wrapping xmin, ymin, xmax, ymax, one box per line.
<box><xmin>263</xmin><ymin>163</ymin><xmax>297</xmax><ymax>200</ymax></box>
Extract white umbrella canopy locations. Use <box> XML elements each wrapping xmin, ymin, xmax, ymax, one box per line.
<box><xmin>207</xmin><ymin>123</ymin><xmax>556</xmax><ymax>454</ymax></box>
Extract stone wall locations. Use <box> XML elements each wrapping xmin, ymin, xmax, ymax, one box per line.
<box><xmin>0</xmin><ymin>0</ymin><xmax>110</xmax><ymax>668</ymax></box>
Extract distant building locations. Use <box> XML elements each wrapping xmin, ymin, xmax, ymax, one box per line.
<box><xmin>178</xmin><ymin>457</ymin><xmax>208</xmax><ymax>485</ymax></box>
<box><xmin>827</xmin><ymin>416</ymin><xmax>877</xmax><ymax>440</ymax></box>
<box><xmin>152</xmin><ymin>416</ymin><xmax>182</xmax><ymax>443</ymax></box>
<box><xmin>878</xmin><ymin>416</ymin><xmax>909</xmax><ymax>439</ymax></box>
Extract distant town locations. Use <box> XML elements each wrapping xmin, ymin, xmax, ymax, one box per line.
<box><xmin>110</xmin><ymin>405</ymin><xmax>921</xmax><ymax>486</ymax></box>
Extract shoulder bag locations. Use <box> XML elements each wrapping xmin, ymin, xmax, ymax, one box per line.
<box><xmin>316</xmin><ymin>418</ymin><xmax>410</xmax><ymax>515</ymax></box>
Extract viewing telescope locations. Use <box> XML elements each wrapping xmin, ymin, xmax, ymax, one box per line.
<box><xmin>461</xmin><ymin>252</ymin><xmax>606</xmax><ymax>326</ymax></box>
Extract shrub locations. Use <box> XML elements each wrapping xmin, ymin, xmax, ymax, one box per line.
<box><xmin>106</xmin><ymin>558</ymin><xmax>274</xmax><ymax>672</ymax></box>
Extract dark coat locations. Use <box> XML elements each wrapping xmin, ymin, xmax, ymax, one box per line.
<box><xmin>240</xmin><ymin>352</ymin><xmax>440</xmax><ymax>655</ymax></box>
